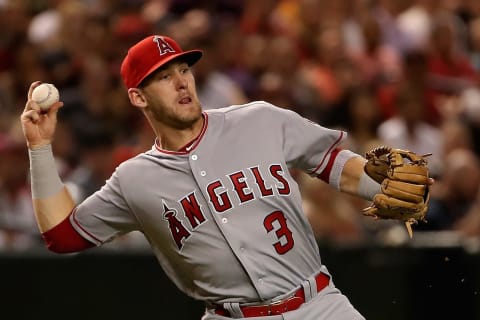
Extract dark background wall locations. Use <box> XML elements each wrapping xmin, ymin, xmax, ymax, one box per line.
<box><xmin>1</xmin><ymin>244</ymin><xmax>479</xmax><ymax>320</ymax></box>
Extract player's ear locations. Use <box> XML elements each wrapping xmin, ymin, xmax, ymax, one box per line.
<box><xmin>127</xmin><ymin>88</ymin><xmax>147</xmax><ymax>109</ymax></box>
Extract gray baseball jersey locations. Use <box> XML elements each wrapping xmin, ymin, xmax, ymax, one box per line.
<box><xmin>70</xmin><ymin>101</ymin><xmax>361</xmax><ymax>317</ymax></box>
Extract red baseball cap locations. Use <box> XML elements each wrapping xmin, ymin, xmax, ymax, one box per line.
<box><xmin>120</xmin><ymin>35</ymin><xmax>203</xmax><ymax>89</ymax></box>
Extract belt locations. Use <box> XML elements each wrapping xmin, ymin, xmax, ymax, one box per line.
<box><xmin>214</xmin><ymin>272</ymin><xmax>330</xmax><ymax>318</ymax></box>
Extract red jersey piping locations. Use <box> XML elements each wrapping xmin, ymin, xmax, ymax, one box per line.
<box><xmin>310</xmin><ymin>131</ymin><xmax>344</xmax><ymax>175</ymax></box>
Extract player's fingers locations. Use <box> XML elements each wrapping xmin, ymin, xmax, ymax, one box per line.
<box><xmin>27</xmin><ymin>81</ymin><xmax>42</xmax><ymax>100</ymax></box>
<box><xmin>46</xmin><ymin>101</ymin><xmax>64</xmax><ymax>118</ymax></box>
<box><xmin>49</xmin><ymin>101</ymin><xmax>63</xmax><ymax>112</ymax></box>
<box><xmin>24</xmin><ymin>99</ymin><xmax>41</xmax><ymax>113</ymax></box>
<box><xmin>22</xmin><ymin>109</ymin><xmax>40</xmax><ymax>123</ymax></box>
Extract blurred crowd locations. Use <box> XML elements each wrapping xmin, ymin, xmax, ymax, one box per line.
<box><xmin>1</xmin><ymin>0</ymin><xmax>480</xmax><ymax>251</ymax></box>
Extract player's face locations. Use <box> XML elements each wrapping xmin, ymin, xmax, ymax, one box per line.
<box><xmin>140</xmin><ymin>61</ymin><xmax>202</xmax><ymax>129</ymax></box>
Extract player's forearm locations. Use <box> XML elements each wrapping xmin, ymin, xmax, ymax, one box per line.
<box><xmin>339</xmin><ymin>156</ymin><xmax>380</xmax><ymax>200</ymax></box>
<box><xmin>29</xmin><ymin>144</ymin><xmax>76</xmax><ymax>232</ymax></box>
<box><xmin>33</xmin><ymin>188</ymin><xmax>76</xmax><ymax>232</ymax></box>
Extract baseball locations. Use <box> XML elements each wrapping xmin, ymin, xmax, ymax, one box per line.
<box><xmin>32</xmin><ymin>83</ymin><xmax>60</xmax><ymax>111</ymax></box>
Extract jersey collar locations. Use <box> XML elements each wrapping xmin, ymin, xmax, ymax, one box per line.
<box><xmin>154</xmin><ymin>112</ymin><xmax>208</xmax><ymax>155</ymax></box>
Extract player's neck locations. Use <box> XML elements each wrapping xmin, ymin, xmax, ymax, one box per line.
<box><xmin>156</xmin><ymin>116</ymin><xmax>205</xmax><ymax>152</ymax></box>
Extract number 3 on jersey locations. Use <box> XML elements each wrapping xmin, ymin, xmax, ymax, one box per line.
<box><xmin>263</xmin><ymin>211</ymin><xmax>294</xmax><ymax>255</ymax></box>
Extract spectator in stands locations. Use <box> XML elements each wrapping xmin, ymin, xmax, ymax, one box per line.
<box><xmin>193</xmin><ymin>38</ymin><xmax>248</xmax><ymax>109</ymax></box>
<box><xmin>453</xmin><ymin>192</ymin><xmax>480</xmax><ymax>239</ymax></box>
<box><xmin>377</xmin><ymin>85</ymin><xmax>443</xmax><ymax>177</ymax></box>
<box><xmin>342</xmin><ymin>88</ymin><xmax>384</xmax><ymax>157</ymax></box>
<box><xmin>64</xmin><ymin>126</ymin><xmax>116</xmax><ymax>202</ymax></box>
<box><xmin>349</xmin><ymin>14</ymin><xmax>402</xmax><ymax>90</ymax></box>
<box><xmin>0</xmin><ymin>133</ymin><xmax>38</xmax><ymax>250</ymax></box>
<box><xmin>426</xmin><ymin>15</ymin><xmax>478</xmax><ymax>118</ymax></box>
<box><xmin>421</xmin><ymin>149</ymin><xmax>480</xmax><ymax>230</ymax></box>
<box><xmin>468</xmin><ymin>17</ymin><xmax>480</xmax><ymax>72</ymax></box>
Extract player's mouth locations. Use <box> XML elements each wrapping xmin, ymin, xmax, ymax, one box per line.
<box><xmin>179</xmin><ymin>96</ymin><xmax>192</xmax><ymax>104</ymax></box>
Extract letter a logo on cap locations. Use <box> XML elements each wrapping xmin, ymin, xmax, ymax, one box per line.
<box><xmin>153</xmin><ymin>36</ymin><xmax>176</xmax><ymax>56</ymax></box>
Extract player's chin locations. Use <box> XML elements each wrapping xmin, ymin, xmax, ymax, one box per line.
<box><xmin>178</xmin><ymin>101</ymin><xmax>202</xmax><ymax>118</ymax></box>
<box><xmin>175</xmin><ymin>109</ymin><xmax>203</xmax><ymax>128</ymax></box>
<box><xmin>172</xmin><ymin>115</ymin><xmax>201</xmax><ymax>129</ymax></box>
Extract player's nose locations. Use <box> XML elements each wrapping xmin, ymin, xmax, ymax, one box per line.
<box><xmin>173</xmin><ymin>72</ymin><xmax>188</xmax><ymax>91</ymax></box>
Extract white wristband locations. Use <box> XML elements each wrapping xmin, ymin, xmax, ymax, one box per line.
<box><xmin>358</xmin><ymin>170</ymin><xmax>382</xmax><ymax>201</ymax></box>
<box><xmin>29</xmin><ymin>144</ymin><xmax>63</xmax><ymax>198</ymax></box>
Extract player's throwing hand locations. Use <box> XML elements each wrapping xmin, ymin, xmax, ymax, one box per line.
<box><xmin>21</xmin><ymin>81</ymin><xmax>64</xmax><ymax>149</ymax></box>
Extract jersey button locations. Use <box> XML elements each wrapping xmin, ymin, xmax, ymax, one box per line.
<box><xmin>221</xmin><ymin>217</ymin><xmax>228</xmax><ymax>223</ymax></box>
<box><xmin>191</xmin><ymin>155</ymin><xmax>198</xmax><ymax>160</ymax></box>
<box><xmin>200</xmin><ymin>171</ymin><xmax>206</xmax><ymax>176</ymax></box>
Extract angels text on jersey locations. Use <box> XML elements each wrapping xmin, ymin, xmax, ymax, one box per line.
<box><xmin>162</xmin><ymin>163</ymin><xmax>292</xmax><ymax>251</ymax></box>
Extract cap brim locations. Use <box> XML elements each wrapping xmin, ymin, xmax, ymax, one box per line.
<box><xmin>136</xmin><ymin>50</ymin><xmax>203</xmax><ymax>87</ymax></box>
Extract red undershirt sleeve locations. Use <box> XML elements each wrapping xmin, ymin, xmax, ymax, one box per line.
<box><xmin>317</xmin><ymin>147</ymin><xmax>342</xmax><ymax>184</ymax></box>
<box><xmin>41</xmin><ymin>211</ymin><xmax>96</xmax><ymax>253</ymax></box>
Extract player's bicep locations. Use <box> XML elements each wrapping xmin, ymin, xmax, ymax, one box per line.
<box><xmin>279</xmin><ymin>108</ymin><xmax>346</xmax><ymax>172</ymax></box>
<box><xmin>272</xmin><ymin>106</ymin><xmax>363</xmax><ymax>190</ymax></box>
<box><xmin>71</xmin><ymin>174</ymin><xmax>139</xmax><ymax>246</ymax></box>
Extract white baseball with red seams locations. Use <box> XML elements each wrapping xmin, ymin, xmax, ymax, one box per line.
<box><xmin>32</xmin><ymin>83</ymin><xmax>59</xmax><ymax>110</ymax></box>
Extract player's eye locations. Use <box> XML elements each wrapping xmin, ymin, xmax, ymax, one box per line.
<box><xmin>157</xmin><ymin>72</ymin><xmax>170</xmax><ymax>80</ymax></box>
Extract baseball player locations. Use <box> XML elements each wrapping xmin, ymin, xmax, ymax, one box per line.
<box><xmin>20</xmin><ymin>35</ymin><xmax>431</xmax><ymax>319</ymax></box>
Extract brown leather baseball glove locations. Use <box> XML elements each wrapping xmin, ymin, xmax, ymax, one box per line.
<box><xmin>363</xmin><ymin>146</ymin><xmax>431</xmax><ymax>237</ymax></box>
